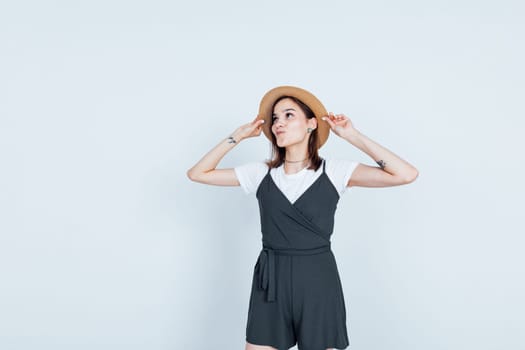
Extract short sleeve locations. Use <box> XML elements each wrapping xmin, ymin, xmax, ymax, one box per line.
<box><xmin>325</xmin><ymin>158</ymin><xmax>360</xmax><ymax>196</ymax></box>
<box><xmin>234</xmin><ymin>161</ymin><xmax>269</xmax><ymax>195</ymax></box>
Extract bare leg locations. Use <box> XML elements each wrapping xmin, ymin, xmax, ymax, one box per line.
<box><xmin>245</xmin><ymin>342</ymin><xmax>277</xmax><ymax>350</ymax></box>
<box><xmin>245</xmin><ymin>341</ymin><xmax>333</xmax><ymax>350</ymax></box>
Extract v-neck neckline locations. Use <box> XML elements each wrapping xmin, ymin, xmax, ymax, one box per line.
<box><xmin>268</xmin><ymin>169</ymin><xmax>327</xmax><ymax>207</ymax></box>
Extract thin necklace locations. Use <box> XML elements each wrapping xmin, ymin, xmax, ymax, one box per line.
<box><xmin>284</xmin><ymin>159</ymin><xmax>310</xmax><ymax>175</ymax></box>
<box><xmin>284</xmin><ymin>157</ymin><xmax>307</xmax><ymax>163</ymax></box>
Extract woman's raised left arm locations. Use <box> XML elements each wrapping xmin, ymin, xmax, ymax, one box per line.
<box><xmin>323</xmin><ymin>112</ymin><xmax>418</xmax><ymax>188</ymax></box>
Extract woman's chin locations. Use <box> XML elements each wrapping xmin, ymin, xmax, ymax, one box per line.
<box><xmin>277</xmin><ymin>137</ymin><xmax>305</xmax><ymax>148</ymax></box>
<box><xmin>277</xmin><ymin>139</ymin><xmax>288</xmax><ymax>148</ymax></box>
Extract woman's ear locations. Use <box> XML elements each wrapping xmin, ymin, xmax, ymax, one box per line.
<box><xmin>309</xmin><ymin>118</ymin><xmax>318</xmax><ymax>130</ymax></box>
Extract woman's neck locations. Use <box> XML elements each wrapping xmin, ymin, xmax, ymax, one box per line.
<box><xmin>283</xmin><ymin>148</ymin><xmax>310</xmax><ymax>175</ymax></box>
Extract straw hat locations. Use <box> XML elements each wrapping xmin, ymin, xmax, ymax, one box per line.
<box><xmin>256</xmin><ymin>85</ymin><xmax>330</xmax><ymax>149</ymax></box>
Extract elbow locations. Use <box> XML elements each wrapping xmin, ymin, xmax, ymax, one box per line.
<box><xmin>187</xmin><ymin>169</ymin><xmax>197</xmax><ymax>182</ymax></box>
<box><xmin>187</xmin><ymin>167</ymin><xmax>213</xmax><ymax>183</ymax></box>
<box><xmin>404</xmin><ymin>169</ymin><xmax>419</xmax><ymax>184</ymax></box>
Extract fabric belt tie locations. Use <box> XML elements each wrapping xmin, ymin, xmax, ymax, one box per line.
<box><xmin>256</xmin><ymin>243</ymin><xmax>331</xmax><ymax>303</ymax></box>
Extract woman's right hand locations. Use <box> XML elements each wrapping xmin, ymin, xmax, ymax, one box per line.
<box><xmin>231</xmin><ymin>118</ymin><xmax>266</xmax><ymax>142</ymax></box>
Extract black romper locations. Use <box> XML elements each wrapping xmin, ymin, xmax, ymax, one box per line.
<box><xmin>246</xmin><ymin>158</ymin><xmax>350</xmax><ymax>350</ymax></box>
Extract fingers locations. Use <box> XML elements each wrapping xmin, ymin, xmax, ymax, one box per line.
<box><xmin>254</xmin><ymin>119</ymin><xmax>265</xmax><ymax>132</ymax></box>
<box><xmin>327</xmin><ymin>112</ymin><xmax>346</xmax><ymax>121</ymax></box>
<box><xmin>248</xmin><ymin>119</ymin><xmax>265</xmax><ymax>137</ymax></box>
<box><xmin>252</xmin><ymin>116</ymin><xmax>265</xmax><ymax>123</ymax></box>
<box><xmin>322</xmin><ymin>112</ymin><xmax>349</xmax><ymax>134</ymax></box>
<box><xmin>322</xmin><ymin>115</ymin><xmax>335</xmax><ymax>128</ymax></box>
<box><xmin>252</xmin><ymin>118</ymin><xmax>266</xmax><ymax>127</ymax></box>
<box><xmin>245</xmin><ymin>119</ymin><xmax>265</xmax><ymax>131</ymax></box>
<box><xmin>322</xmin><ymin>112</ymin><xmax>344</xmax><ymax>124</ymax></box>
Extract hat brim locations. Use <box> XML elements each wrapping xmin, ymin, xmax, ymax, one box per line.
<box><xmin>256</xmin><ymin>86</ymin><xmax>330</xmax><ymax>149</ymax></box>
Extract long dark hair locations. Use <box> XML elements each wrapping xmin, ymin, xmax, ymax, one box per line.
<box><xmin>265</xmin><ymin>96</ymin><xmax>323</xmax><ymax>171</ymax></box>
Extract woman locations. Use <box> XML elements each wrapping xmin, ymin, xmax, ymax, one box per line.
<box><xmin>187</xmin><ymin>86</ymin><xmax>419</xmax><ymax>350</ymax></box>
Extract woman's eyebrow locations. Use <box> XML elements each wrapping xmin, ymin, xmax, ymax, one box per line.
<box><xmin>272</xmin><ymin>108</ymin><xmax>296</xmax><ymax>116</ymax></box>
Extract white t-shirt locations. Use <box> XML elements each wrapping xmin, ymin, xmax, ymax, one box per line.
<box><xmin>234</xmin><ymin>158</ymin><xmax>359</xmax><ymax>204</ymax></box>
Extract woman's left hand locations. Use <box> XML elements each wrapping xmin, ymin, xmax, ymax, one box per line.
<box><xmin>322</xmin><ymin>112</ymin><xmax>358</xmax><ymax>139</ymax></box>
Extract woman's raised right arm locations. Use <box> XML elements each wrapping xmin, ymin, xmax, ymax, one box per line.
<box><xmin>186</xmin><ymin>118</ymin><xmax>266</xmax><ymax>186</ymax></box>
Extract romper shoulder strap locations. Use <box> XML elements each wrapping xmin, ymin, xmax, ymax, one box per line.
<box><xmin>322</xmin><ymin>158</ymin><xmax>326</xmax><ymax>173</ymax></box>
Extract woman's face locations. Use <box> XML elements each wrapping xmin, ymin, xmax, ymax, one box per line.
<box><xmin>271</xmin><ymin>98</ymin><xmax>316</xmax><ymax>148</ymax></box>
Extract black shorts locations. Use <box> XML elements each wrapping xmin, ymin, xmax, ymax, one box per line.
<box><xmin>246</xmin><ymin>250</ymin><xmax>350</xmax><ymax>350</ymax></box>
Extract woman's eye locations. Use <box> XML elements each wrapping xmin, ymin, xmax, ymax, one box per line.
<box><xmin>271</xmin><ymin>113</ymin><xmax>292</xmax><ymax>123</ymax></box>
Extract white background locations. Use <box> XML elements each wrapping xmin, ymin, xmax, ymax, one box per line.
<box><xmin>1</xmin><ymin>1</ymin><xmax>524</xmax><ymax>349</ymax></box>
